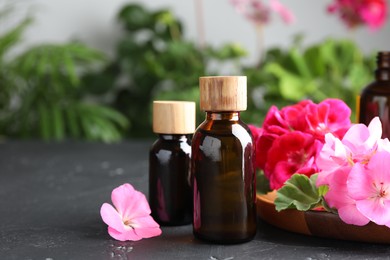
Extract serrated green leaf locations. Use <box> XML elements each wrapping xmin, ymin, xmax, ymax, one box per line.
<box><xmin>275</xmin><ymin>173</ymin><xmax>321</xmax><ymax>212</ymax></box>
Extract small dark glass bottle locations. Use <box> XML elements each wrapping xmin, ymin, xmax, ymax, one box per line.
<box><xmin>192</xmin><ymin>76</ymin><xmax>257</xmax><ymax>244</ymax></box>
<box><xmin>359</xmin><ymin>51</ymin><xmax>390</xmax><ymax>137</ymax></box>
<box><xmin>149</xmin><ymin>101</ymin><xmax>195</xmax><ymax>226</ymax></box>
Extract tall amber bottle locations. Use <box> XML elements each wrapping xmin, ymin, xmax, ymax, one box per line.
<box><xmin>359</xmin><ymin>51</ymin><xmax>390</xmax><ymax>137</ymax></box>
<box><xmin>191</xmin><ymin>76</ymin><xmax>257</xmax><ymax>244</ymax></box>
<box><xmin>149</xmin><ymin>101</ymin><xmax>196</xmax><ymax>226</ymax></box>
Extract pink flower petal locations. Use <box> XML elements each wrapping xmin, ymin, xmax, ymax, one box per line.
<box><xmin>100</xmin><ymin>203</ymin><xmax>126</xmax><ymax>233</ymax></box>
<box><xmin>323</xmin><ymin>167</ymin><xmax>370</xmax><ymax>226</ymax></box>
<box><xmin>324</xmin><ymin>167</ymin><xmax>352</xmax><ymax>209</ymax></box>
<box><xmin>347</xmin><ymin>163</ymin><xmax>374</xmax><ymax>200</ymax></box>
<box><xmin>367</xmin><ymin>117</ymin><xmax>382</xmax><ymax>144</ymax></box>
<box><xmin>348</xmin><ymin>152</ymin><xmax>390</xmax><ymax>225</ymax></box>
<box><xmin>132</xmin><ymin>216</ymin><xmax>162</xmax><ymax>238</ymax></box>
<box><xmin>111</xmin><ymin>183</ymin><xmax>151</xmax><ymax>220</ymax></box>
<box><xmin>338</xmin><ymin>204</ymin><xmax>370</xmax><ymax>226</ymax></box>
<box><xmin>101</xmin><ymin>183</ymin><xmax>162</xmax><ymax>241</ymax></box>
<box><xmin>269</xmin><ymin>0</ymin><xmax>295</xmax><ymax>24</ymax></box>
<box><xmin>108</xmin><ymin>227</ymin><xmax>142</xmax><ymax>242</ymax></box>
<box><xmin>356</xmin><ymin>199</ymin><xmax>390</xmax><ymax>225</ymax></box>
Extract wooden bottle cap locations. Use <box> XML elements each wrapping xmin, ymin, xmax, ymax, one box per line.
<box><xmin>153</xmin><ymin>101</ymin><xmax>196</xmax><ymax>134</ymax></box>
<box><xmin>199</xmin><ymin>76</ymin><xmax>247</xmax><ymax>111</ymax></box>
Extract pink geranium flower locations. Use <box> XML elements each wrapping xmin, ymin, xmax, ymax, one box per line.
<box><xmin>100</xmin><ymin>183</ymin><xmax>162</xmax><ymax>241</ymax></box>
<box><xmin>317</xmin><ymin>117</ymin><xmax>390</xmax><ymax>226</ymax></box>
<box><xmin>254</xmin><ymin>100</ymin><xmax>313</xmax><ymax>169</ymax></box>
<box><xmin>348</xmin><ymin>151</ymin><xmax>390</xmax><ymax>227</ymax></box>
<box><xmin>253</xmin><ymin>99</ymin><xmax>350</xmax><ymax>176</ymax></box>
<box><xmin>304</xmin><ymin>99</ymin><xmax>351</xmax><ymax>141</ymax></box>
<box><xmin>265</xmin><ymin>131</ymin><xmax>322</xmax><ymax>190</ymax></box>
<box><xmin>324</xmin><ymin>167</ymin><xmax>370</xmax><ymax>225</ymax></box>
<box><xmin>316</xmin><ymin>117</ymin><xmax>385</xmax><ymax>186</ymax></box>
<box><xmin>327</xmin><ymin>0</ymin><xmax>387</xmax><ymax>30</ymax></box>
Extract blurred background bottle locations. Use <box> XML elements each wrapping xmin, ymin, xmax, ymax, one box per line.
<box><xmin>359</xmin><ymin>51</ymin><xmax>390</xmax><ymax>137</ymax></box>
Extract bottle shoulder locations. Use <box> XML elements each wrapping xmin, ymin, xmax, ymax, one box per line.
<box><xmin>150</xmin><ymin>137</ymin><xmax>191</xmax><ymax>155</ymax></box>
<box><xmin>193</xmin><ymin>119</ymin><xmax>253</xmax><ymax>145</ymax></box>
<box><xmin>195</xmin><ymin>119</ymin><xmax>251</xmax><ymax>134</ymax></box>
<box><xmin>361</xmin><ymin>80</ymin><xmax>390</xmax><ymax>95</ymax></box>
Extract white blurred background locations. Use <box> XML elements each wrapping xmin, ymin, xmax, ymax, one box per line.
<box><xmin>2</xmin><ymin>0</ymin><xmax>390</xmax><ymax>64</ymax></box>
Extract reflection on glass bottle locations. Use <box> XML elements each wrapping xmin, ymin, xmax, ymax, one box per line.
<box><xmin>192</xmin><ymin>76</ymin><xmax>257</xmax><ymax>244</ymax></box>
<box><xmin>149</xmin><ymin>101</ymin><xmax>195</xmax><ymax>226</ymax></box>
<box><xmin>150</xmin><ymin>134</ymin><xmax>192</xmax><ymax>225</ymax></box>
<box><xmin>359</xmin><ymin>51</ymin><xmax>390</xmax><ymax>138</ymax></box>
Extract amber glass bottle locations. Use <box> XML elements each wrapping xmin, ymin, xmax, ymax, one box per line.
<box><xmin>359</xmin><ymin>51</ymin><xmax>390</xmax><ymax>137</ymax></box>
<box><xmin>191</xmin><ymin>76</ymin><xmax>257</xmax><ymax>244</ymax></box>
<box><xmin>149</xmin><ymin>101</ymin><xmax>196</xmax><ymax>226</ymax></box>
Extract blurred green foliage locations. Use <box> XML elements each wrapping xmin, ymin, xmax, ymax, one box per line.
<box><xmin>245</xmin><ymin>36</ymin><xmax>375</xmax><ymax>125</ymax></box>
<box><xmin>0</xmin><ymin>7</ymin><xmax>128</xmax><ymax>142</ymax></box>
<box><xmin>0</xmin><ymin>2</ymin><xmax>376</xmax><ymax>141</ymax></box>
<box><xmin>86</xmin><ymin>3</ymin><xmax>247</xmax><ymax>137</ymax></box>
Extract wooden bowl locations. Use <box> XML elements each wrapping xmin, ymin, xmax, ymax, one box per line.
<box><xmin>257</xmin><ymin>191</ymin><xmax>390</xmax><ymax>244</ymax></box>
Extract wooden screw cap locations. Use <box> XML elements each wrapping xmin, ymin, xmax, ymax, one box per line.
<box><xmin>199</xmin><ymin>76</ymin><xmax>247</xmax><ymax>111</ymax></box>
<box><xmin>153</xmin><ymin>101</ymin><xmax>196</xmax><ymax>134</ymax></box>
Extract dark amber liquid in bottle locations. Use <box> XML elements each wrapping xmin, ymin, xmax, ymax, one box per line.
<box><xmin>359</xmin><ymin>52</ymin><xmax>390</xmax><ymax>138</ymax></box>
<box><xmin>191</xmin><ymin>112</ymin><xmax>257</xmax><ymax>244</ymax></box>
<box><xmin>149</xmin><ymin>134</ymin><xmax>192</xmax><ymax>226</ymax></box>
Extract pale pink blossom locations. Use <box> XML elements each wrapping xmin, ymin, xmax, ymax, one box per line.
<box><xmin>100</xmin><ymin>183</ymin><xmax>162</xmax><ymax>241</ymax></box>
<box><xmin>348</xmin><ymin>151</ymin><xmax>390</xmax><ymax>227</ymax></box>
<box><xmin>324</xmin><ymin>167</ymin><xmax>370</xmax><ymax>225</ymax></box>
<box><xmin>316</xmin><ymin>117</ymin><xmax>386</xmax><ymax>186</ymax></box>
<box><xmin>317</xmin><ymin>117</ymin><xmax>390</xmax><ymax>226</ymax></box>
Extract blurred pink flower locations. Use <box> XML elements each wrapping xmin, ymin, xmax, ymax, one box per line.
<box><xmin>100</xmin><ymin>183</ymin><xmax>162</xmax><ymax>241</ymax></box>
<box><xmin>230</xmin><ymin>0</ymin><xmax>295</xmax><ymax>26</ymax></box>
<box><xmin>269</xmin><ymin>0</ymin><xmax>295</xmax><ymax>24</ymax></box>
<box><xmin>348</xmin><ymin>151</ymin><xmax>390</xmax><ymax>227</ymax></box>
<box><xmin>327</xmin><ymin>0</ymin><xmax>387</xmax><ymax>30</ymax></box>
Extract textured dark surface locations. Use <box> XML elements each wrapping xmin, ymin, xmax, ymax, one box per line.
<box><xmin>1</xmin><ymin>141</ymin><xmax>390</xmax><ymax>260</ymax></box>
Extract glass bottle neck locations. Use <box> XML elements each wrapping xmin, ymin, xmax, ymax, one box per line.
<box><xmin>205</xmin><ymin>111</ymin><xmax>240</xmax><ymax>121</ymax></box>
<box><xmin>376</xmin><ymin>69</ymin><xmax>390</xmax><ymax>81</ymax></box>
<box><xmin>375</xmin><ymin>52</ymin><xmax>390</xmax><ymax>81</ymax></box>
<box><xmin>158</xmin><ymin>134</ymin><xmax>191</xmax><ymax>141</ymax></box>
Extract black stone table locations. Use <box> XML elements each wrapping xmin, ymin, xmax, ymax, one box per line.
<box><xmin>1</xmin><ymin>141</ymin><xmax>390</xmax><ymax>260</ymax></box>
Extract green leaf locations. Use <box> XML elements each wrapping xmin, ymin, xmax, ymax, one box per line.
<box><xmin>65</xmin><ymin>105</ymin><xmax>80</xmax><ymax>138</ymax></box>
<box><xmin>118</xmin><ymin>4</ymin><xmax>153</xmax><ymax>31</ymax></box>
<box><xmin>0</xmin><ymin>17</ymin><xmax>32</xmax><ymax>59</ymax></box>
<box><xmin>265</xmin><ymin>63</ymin><xmax>315</xmax><ymax>101</ymax></box>
<box><xmin>52</xmin><ymin>104</ymin><xmax>65</xmax><ymax>140</ymax></box>
<box><xmin>289</xmin><ymin>48</ymin><xmax>311</xmax><ymax>79</ymax></box>
<box><xmin>256</xmin><ymin>170</ymin><xmax>271</xmax><ymax>195</ymax></box>
<box><xmin>38</xmin><ymin>103</ymin><xmax>51</xmax><ymax>140</ymax></box>
<box><xmin>303</xmin><ymin>46</ymin><xmax>325</xmax><ymax>77</ymax></box>
<box><xmin>275</xmin><ymin>174</ymin><xmax>322</xmax><ymax>212</ymax></box>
